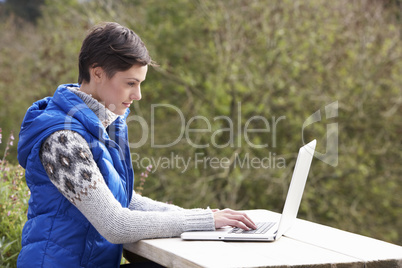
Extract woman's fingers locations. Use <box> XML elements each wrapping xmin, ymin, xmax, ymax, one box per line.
<box><xmin>213</xmin><ymin>209</ymin><xmax>257</xmax><ymax>230</ymax></box>
<box><xmin>230</xmin><ymin>213</ymin><xmax>257</xmax><ymax>230</ymax></box>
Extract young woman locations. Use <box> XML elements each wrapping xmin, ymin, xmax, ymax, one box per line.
<box><xmin>17</xmin><ymin>22</ymin><xmax>256</xmax><ymax>267</ymax></box>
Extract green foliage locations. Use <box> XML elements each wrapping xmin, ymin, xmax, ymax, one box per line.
<box><xmin>0</xmin><ymin>134</ymin><xmax>28</xmax><ymax>267</ymax></box>
<box><xmin>0</xmin><ymin>236</ymin><xmax>18</xmax><ymax>268</ymax></box>
<box><xmin>0</xmin><ymin>0</ymin><xmax>401</xmax><ymax>255</ymax></box>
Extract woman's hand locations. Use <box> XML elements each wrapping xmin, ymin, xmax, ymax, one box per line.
<box><xmin>212</xmin><ymin>208</ymin><xmax>257</xmax><ymax>230</ymax></box>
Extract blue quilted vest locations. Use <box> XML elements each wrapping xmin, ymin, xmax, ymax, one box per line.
<box><xmin>17</xmin><ymin>84</ymin><xmax>134</xmax><ymax>268</ymax></box>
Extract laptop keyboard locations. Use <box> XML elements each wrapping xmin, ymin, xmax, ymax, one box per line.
<box><xmin>229</xmin><ymin>222</ymin><xmax>275</xmax><ymax>234</ymax></box>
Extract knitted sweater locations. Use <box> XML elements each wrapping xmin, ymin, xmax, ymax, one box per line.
<box><xmin>38</xmin><ymin>87</ymin><xmax>215</xmax><ymax>244</ymax></box>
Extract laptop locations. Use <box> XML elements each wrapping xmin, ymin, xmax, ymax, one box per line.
<box><xmin>181</xmin><ymin>139</ymin><xmax>316</xmax><ymax>242</ymax></box>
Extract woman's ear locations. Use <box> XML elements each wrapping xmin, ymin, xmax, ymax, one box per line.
<box><xmin>90</xmin><ymin>66</ymin><xmax>104</xmax><ymax>83</ymax></box>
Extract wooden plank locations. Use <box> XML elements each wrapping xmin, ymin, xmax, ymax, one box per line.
<box><xmin>285</xmin><ymin>217</ymin><xmax>402</xmax><ymax>264</ymax></box>
<box><xmin>226</xmin><ymin>238</ymin><xmax>362</xmax><ymax>267</ymax></box>
<box><xmin>124</xmin><ymin>236</ymin><xmax>361</xmax><ymax>267</ymax></box>
<box><xmin>125</xmin><ymin>238</ymin><xmax>286</xmax><ymax>268</ymax></box>
<box><xmin>243</xmin><ymin>209</ymin><xmax>402</xmax><ymax>264</ymax></box>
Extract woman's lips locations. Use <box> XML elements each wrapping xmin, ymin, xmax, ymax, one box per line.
<box><xmin>123</xmin><ymin>102</ymin><xmax>132</xmax><ymax>108</ymax></box>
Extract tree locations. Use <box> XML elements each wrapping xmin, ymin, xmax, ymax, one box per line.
<box><xmin>4</xmin><ymin>0</ymin><xmax>45</xmax><ymax>24</ymax></box>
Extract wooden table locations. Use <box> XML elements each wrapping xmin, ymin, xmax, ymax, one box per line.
<box><xmin>123</xmin><ymin>210</ymin><xmax>402</xmax><ymax>267</ymax></box>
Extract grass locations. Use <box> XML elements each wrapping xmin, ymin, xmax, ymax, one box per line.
<box><xmin>0</xmin><ymin>129</ymin><xmax>29</xmax><ymax>268</ymax></box>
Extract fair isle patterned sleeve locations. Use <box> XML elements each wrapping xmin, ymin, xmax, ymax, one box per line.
<box><xmin>39</xmin><ymin>130</ymin><xmax>215</xmax><ymax>244</ymax></box>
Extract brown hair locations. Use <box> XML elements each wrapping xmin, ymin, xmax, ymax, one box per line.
<box><xmin>78</xmin><ymin>22</ymin><xmax>153</xmax><ymax>84</ymax></box>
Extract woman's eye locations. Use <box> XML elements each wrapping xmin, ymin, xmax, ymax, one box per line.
<box><xmin>128</xmin><ymin>82</ymin><xmax>136</xmax><ymax>87</ymax></box>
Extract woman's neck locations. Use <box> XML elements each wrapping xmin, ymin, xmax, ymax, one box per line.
<box><xmin>68</xmin><ymin>86</ymin><xmax>118</xmax><ymax>128</ymax></box>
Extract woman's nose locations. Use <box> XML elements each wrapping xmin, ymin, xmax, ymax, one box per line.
<box><xmin>130</xmin><ymin>87</ymin><xmax>141</xmax><ymax>100</ymax></box>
